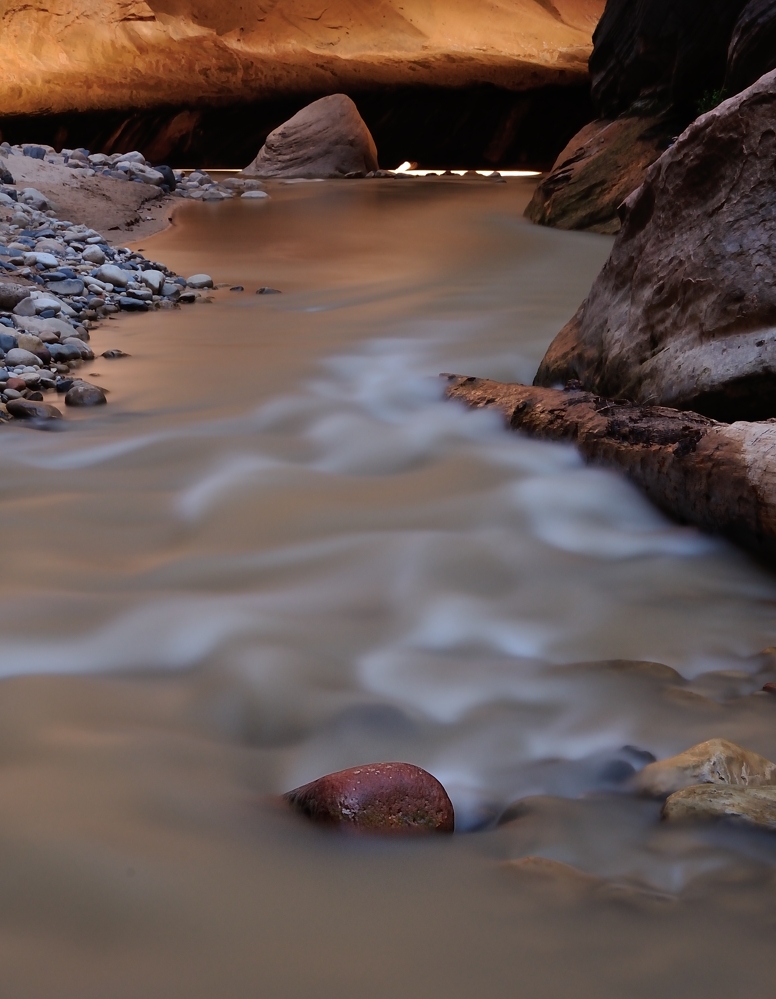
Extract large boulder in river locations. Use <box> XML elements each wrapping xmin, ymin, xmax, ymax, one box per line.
<box><xmin>535</xmin><ymin>69</ymin><xmax>776</xmax><ymax>422</ymax></box>
<box><xmin>243</xmin><ymin>95</ymin><xmax>379</xmax><ymax>179</ymax></box>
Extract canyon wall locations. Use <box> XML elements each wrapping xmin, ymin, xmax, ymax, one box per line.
<box><xmin>0</xmin><ymin>0</ymin><xmax>604</xmax><ymax>166</ymax></box>
<box><xmin>0</xmin><ymin>0</ymin><xmax>603</xmax><ymax>113</ymax></box>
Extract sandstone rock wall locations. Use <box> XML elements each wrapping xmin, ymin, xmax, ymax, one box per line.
<box><xmin>0</xmin><ymin>0</ymin><xmax>604</xmax><ymax>116</ymax></box>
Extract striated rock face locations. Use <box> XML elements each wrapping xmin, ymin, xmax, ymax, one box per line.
<box><xmin>244</xmin><ymin>95</ymin><xmax>379</xmax><ymax>178</ymax></box>
<box><xmin>535</xmin><ymin>70</ymin><xmax>776</xmax><ymax>421</ymax></box>
<box><xmin>589</xmin><ymin>0</ymin><xmax>748</xmax><ymax>119</ymax></box>
<box><xmin>0</xmin><ymin>0</ymin><xmax>604</xmax><ymax>116</ymax></box>
<box><xmin>634</xmin><ymin>739</ymin><xmax>776</xmax><ymax>798</ymax></box>
<box><xmin>726</xmin><ymin>0</ymin><xmax>776</xmax><ymax>95</ymax></box>
<box><xmin>662</xmin><ymin>784</ymin><xmax>776</xmax><ymax>830</ymax></box>
<box><xmin>524</xmin><ymin>115</ymin><xmax>668</xmax><ymax>233</ymax></box>
<box><xmin>285</xmin><ymin>762</ymin><xmax>455</xmax><ymax>835</ymax></box>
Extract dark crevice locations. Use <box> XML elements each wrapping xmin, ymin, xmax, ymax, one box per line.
<box><xmin>0</xmin><ymin>84</ymin><xmax>594</xmax><ymax>170</ymax></box>
<box><xmin>682</xmin><ymin>373</ymin><xmax>776</xmax><ymax>423</ymax></box>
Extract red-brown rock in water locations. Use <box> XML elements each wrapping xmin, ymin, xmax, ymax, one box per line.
<box><xmin>244</xmin><ymin>96</ymin><xmax>379</xmax><ymax>179</ymax></box>
<box><xmin>535</xmin><ymin>69</ymin><xmax>776</xmax><ymax>422</ymax></box>
<box><xmin>524</xmin><ymin>116</ymin><xmax>669</xmax><ymax>233</ymax></box>
<box><xmin>284</xmin><ymin>762</ymin><xmax>455</xmax><ymax>834</ymax></box>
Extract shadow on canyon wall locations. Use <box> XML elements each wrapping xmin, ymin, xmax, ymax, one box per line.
<box><xmin>0</xmin><ymin>85</ymin><xmax>594</xmax><ymax>171</ymax></box>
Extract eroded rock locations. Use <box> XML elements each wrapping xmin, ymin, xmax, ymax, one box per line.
<box><xmin>284</xmin><ymin>762</ymin><xmax>454</xmax><ymax>834</ymax></box>
<box><xmin>244</xmin><ymin>96</ymin><xmax>379</xmax><ymax>179</ymax></box>
<box><xmin>662</xmin><ymin>784</ymin><xmax>776</xmax><ymax>830</ymax></box>
<box><xmin>525</xmin><ymin>116</ymin><xmax>669</xmax><ymax>233</ymax></box>
<box><xmin>535</xmin><ymin>70</ymin><xmax>776</xmax><ymax>422</ymax></box>
<box><xmin>634</xmin><ymin>739</ymin><xmax>776</xmax><ymax>797</ymax></box>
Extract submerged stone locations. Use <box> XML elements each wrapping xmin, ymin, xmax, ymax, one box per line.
<box><xmin>633</xmin><ymin>738</ymin><xmax>776</xmax><ymax>797</ymax></box>
<box><xmin>284</xmin><ymin>762</ymin><xmax>455</xmax><ymax>834</ymax></box>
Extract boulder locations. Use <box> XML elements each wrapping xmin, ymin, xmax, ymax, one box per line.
<box><xmin>633</xmin><ymin>739</ymin><xmax>776</xmax><ymax>797</ymax></box>
<box><xmin>244</xmin><ymin>95</ymin><xmax>379</xmax><ymax>179</ymax></box>
<box><xmin>534</xmin><ymin>70</ymin><xmax>776</xmax><ymax>422</ymax></box>
<box><xmin>726</xmin><ymin>0</ymin><xmax>776</xmax><ymax>95</ymax></box>
<box><xmin>284</xmin><ymin>762</ymin><xmax>455</xmax><ymax>834</ymax></box>
<box><xmin>524</xmin><ymin>116</ymin><xmax>669</xmax><ymax>234</ymax></box>
<box><xmin>662</xmin><ymin>784</ymin><xmax>776</xmax><ymax>830</ymax></box>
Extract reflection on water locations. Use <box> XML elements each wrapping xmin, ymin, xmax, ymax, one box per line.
<box><xmin>1</xmin><ymin>180</ymin><xmax>776</xmax><ymax>996</ymax></box>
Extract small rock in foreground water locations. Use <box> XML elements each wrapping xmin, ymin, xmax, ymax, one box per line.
<box><xmin>284</xmin><ymin>762</ymin><xmax>455</xmax><ymax>834</ymax></box>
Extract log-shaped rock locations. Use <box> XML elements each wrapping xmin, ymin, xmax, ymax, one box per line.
<box><xmin>444</xmin><ymin>376</ymin><xmax>776</xmax><ymax>559</ymax></box>
<box><xmin>535</xmin><ymin>70</ymin><xmax>776</xmax><ymax>422</ymax></box>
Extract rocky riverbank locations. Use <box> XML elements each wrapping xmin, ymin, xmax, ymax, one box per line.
<box><xmin>0</xmin><ymin>142</ymin><xmax>253</xmax><ymax>423</ymax></box>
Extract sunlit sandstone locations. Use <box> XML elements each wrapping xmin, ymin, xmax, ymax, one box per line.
<box><xmin>0</xmin><ymin>0</ymin><xmax>605</xmax><ymax>115</ymax></box>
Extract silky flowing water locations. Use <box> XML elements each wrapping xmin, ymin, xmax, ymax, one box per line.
<box><xmin>2</xmin><ymin>179</ymin><xmax>776</xmax><ymax>996</ymax></box>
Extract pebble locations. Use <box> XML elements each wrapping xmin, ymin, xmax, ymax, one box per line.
<box><xmin>257</xmin><ymin>287</ymin><xmax>282</xmax><ymax>295</ymax></box>
<box><xmin>82</xmin><ymin>245</ymin><xmax>106</xmax><ymax>265</ymax></box>
<box><xmin>102</xmin><ymin>350</ymin><xmax>130</xmax><ymax>359</ymax></box>
<box><xmin>94</xmin><ymin>264</ymin><xmax>130</xmax><ymax>288</ymax></box>
<box><xmin>5</xmin><ymin>347</ymin><xmax>42</xmax><ymax>366</ymax></box>
<box><xmin>6</xmin><ymin>398</ymin><xmax>62</xmax><ymax>420</ymax></box>
<box><xmin>241</xmin><ymin>190</ymin><xmax>269</xmax><ymax>199</ymax></box>
<box><xmin>65</xmin><ymin>382</ymin><xmax>107</xmax><ymax>407</ymax></box>
<box><xmin>187</xmin><ymin>274</ymin><xmax>214</xmax><ymax>289</ymax></box>
<box><xmin>284</xmin><ymin>762</ymin><xmax>455</xmax><ymax>834</ymax></box>
<box><xmin>118</xmin><ymin>296</ymin><xmax>148</xmax><ymax>312</ymax></box>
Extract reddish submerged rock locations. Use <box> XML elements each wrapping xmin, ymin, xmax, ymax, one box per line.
<box><xmin>284</xmin><ymin>762</ymin><xmax>455</xmax><ymax>835</ymax></box>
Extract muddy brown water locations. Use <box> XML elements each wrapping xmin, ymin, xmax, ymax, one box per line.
<box><xmin>1</xmin><ymin>179</ymin><xmax>776</xmax><ymax>996</ymax></box>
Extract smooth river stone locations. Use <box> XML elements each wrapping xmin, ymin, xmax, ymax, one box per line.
<box><xmin>93</xmin><ymin>264</ymin><xmax>130</xmax><ymax>288</ymax></box>
<box><xmin>65</xmin><ymin>382</ymin><xmax>107</xmax><ymax>407</ymax></box>
<box><xmin>284</xmin><ymin>762</ymin><xmax>455</xmax><ymax>834</ymax></box>
<box><xmin>187</xmin><ymin>274</ymin><xmax>214</xmax><ymax>289</ymax></box>
<box><xmin>6</xmin><ymin>398</ymin><xmax>62</xmax><ymax>421</ymax></box>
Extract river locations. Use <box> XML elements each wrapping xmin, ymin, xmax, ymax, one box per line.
<box><xmin>1</xmin><ymin>178</ymin><xmax>776</xmax><ymax>996</ymax></box>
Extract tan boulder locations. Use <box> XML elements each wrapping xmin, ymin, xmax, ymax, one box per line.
<box><xmin>634</xmin><ymin>739</ymin><xmax>776</xmax><ymax>798</ymax></box>
<box><xmin>662</xmin><ymin>784</ymin><xmax>776</xmax><ymax>831</ymax></box>
<box><xmin>244</xmin><ymin>96</ymin><xmax>379</xmax><ymax>179</ymax></box>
